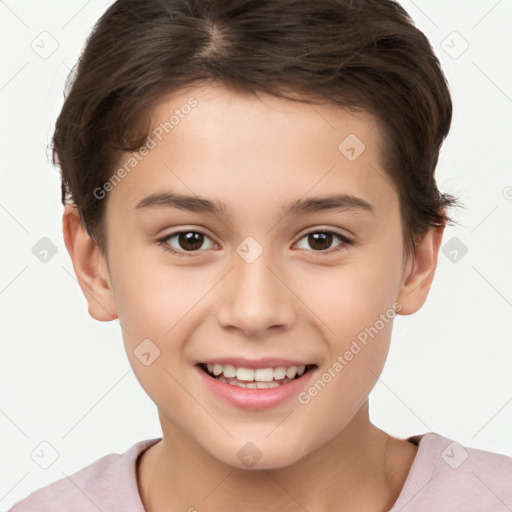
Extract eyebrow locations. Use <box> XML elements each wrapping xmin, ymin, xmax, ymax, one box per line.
<box><xmin>135</xmin><ymin>191</ymin><xmax>374</xmax><ymax>217</ymax></box>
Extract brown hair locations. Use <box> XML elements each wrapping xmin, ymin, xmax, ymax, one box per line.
<box><xmin>53</xmin><ymin>0</ymin><xmax>459</xmax><ymax>258</ymax></box>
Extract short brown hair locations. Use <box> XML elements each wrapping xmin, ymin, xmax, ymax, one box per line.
<box><xmin>54</xmin><ymin>0</ymin><xmax>459</xmax><ymax>257</ymax></box>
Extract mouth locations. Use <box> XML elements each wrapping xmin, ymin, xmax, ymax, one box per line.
<box><xmin>197</xmin><ymin>362</ymin><xmax>318</xmax><ymax>389</ymax></box>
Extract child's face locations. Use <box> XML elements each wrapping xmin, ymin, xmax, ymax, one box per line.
<box><xmin>68</xmin><ymin>81</ymin><xmax>441</xmax><ymax>469</ymax></box>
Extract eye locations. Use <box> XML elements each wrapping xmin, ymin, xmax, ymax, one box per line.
<box><xmin>157</xmin><ymin>228</ymin><xmax>353</xmax><ymax>258</ymax></box>
<box><xmin>157</xmin><ymin>230</ymin><xmax>216</xmax><ymax>256</ymax></box>
<box><xmin>295</xmin><ymin>230</ymin><xmax>353</xmax><ymax>255</ymax></box>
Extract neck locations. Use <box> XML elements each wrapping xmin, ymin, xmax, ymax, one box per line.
<box><xmin>137</xmin><ymin>401</ymin><xmax>417</xmax><ymax>512</ymax></box>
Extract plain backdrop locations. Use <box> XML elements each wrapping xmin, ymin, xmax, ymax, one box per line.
<box><xmin>1</xmin><ymin>0</ymin><xmax>511</xmax><ymax>509</ymax></box>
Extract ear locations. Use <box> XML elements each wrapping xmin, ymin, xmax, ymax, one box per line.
<box><xmin>62</xmin><ymin>205</ymin><xmax>118</xmax><ymax>321</ymax></box>
<box><xmin>396</xmin><ymin>223</ymin><xmax>445</xmax><ymax>315</ymax></box>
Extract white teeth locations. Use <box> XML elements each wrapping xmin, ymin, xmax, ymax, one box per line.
<box><xmin>211</xmin><ymin>364</ymin><xmax>222</xmax><ymax>375</ymax></box>
<box><xmin>203</xmin><ymin>363</ymin><xmax>311</xmax><ymax>382</ymax></box>
<box><xmin>272</xmin><ymin>367</ymin><xmax>287</xmax><ymax>380</ymax></box>
<box><xmin>285</xmin><ymin>366</ymin><xmax>297</xmax><ymax>378</ymax></box>
<box><xmin>216</xmin><ymin>375</ymin><xmax>283</xmax><ymax>388</ymax></box>
<box><xmin>236</xmin><ymin>367</ymin><xmax>254</xmax><ymax>381</ymax></box>
<box><xmin>257</xmin><ymin>381</ymin><xmax>280</xmax><ymax>389</ymax></box>
<box><xmin>254</xmin><ymin>368</ymin><xmax>274</xmax><ymax>381</ymax></box>
<box><xmin>223</xmin><ymin>364</ymin><xmax>237</xmax><ymax>378</ymax></box>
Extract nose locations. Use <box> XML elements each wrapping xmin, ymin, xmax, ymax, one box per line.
<box><xmin>216</xmin><ymin>247</ymin><xmax>296</xmax><ymax>338</ymax></box>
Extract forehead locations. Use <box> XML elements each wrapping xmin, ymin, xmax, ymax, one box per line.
<box><xmin>107</xmin><ymin>81</ymin><xmax>398</xmax><ymax>223</ymax></box>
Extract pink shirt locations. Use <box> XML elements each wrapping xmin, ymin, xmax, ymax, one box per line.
<box><xmin>9</xmin><ymin>432</ymin><xmax>512</xmax><ymax>511</ymax></box>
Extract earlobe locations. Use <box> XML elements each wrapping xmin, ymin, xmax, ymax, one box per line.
<box><xmin>62</xmin><ymin>205</ymin><xmax>118</xmax><ymax>322</ymax></box>
<box><xmin>396</xmin><ymin>224</ymin><xmax>445</xmax><ymax>315</ymax></box>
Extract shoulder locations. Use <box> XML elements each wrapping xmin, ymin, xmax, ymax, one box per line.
<box><xmin>391</xmin><ymin>432</ymin><xmax>512</xmax><ymax>512</ymax></box>
<box><xmin>8</xmin><ymin>438</ymin><xmax>161</xmax><ymax>512</ymax></box>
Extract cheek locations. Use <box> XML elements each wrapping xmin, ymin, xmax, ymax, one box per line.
<box><xmin>294</xmin><ymin>249</ymin><xmax>403</xmax><ymax>338</ymax></box>
<box><xmin>290</xmin><ymin>242</ymin><xmax>403</xmax><ymax>397</ymax></box>
<box><xmin>297</xmin><ymin>269</ymin><xmax>398</xmax><ymax>435</ymax></box>
<box><xmin>110</xmin><ymin>246</ymin><xmax>200</xmax><ymax>329</ymax></box>
<box><xmin>109</xmin><ymin>263</ymin><xmax>198</xmax><ymax>400</ymax></box>
<box><xmin>109</xmin><ymin>255</ymin><xmax>221</xmax><ymax>378</ymax></box>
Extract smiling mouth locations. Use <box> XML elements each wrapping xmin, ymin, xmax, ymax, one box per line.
<box><xmin>198</xmin><ymin>362</ymin><xmax>318</xmax><ymax>389</ymax></box>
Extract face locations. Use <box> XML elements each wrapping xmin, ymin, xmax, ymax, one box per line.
<box><xmin>68</xmin><ymin>81</ymin><xmax>441</xmax><ymax>470</ymax></box>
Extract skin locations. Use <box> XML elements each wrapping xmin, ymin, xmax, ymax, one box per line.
<box><xmin>63</xmin><ymin>81</ymin><xmax>444</xmax><ymax>512</ymax></box>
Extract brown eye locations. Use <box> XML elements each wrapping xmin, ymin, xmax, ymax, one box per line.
<box><xmin>307</xmin><ymin>232</ymin><xmax>334</xmax><ymax>251</ymax></box>
<box><xmin>158</xmin><ymin>230</ymin><xmax>216</xmax><ymax>255</ymax></box>
<box><xmin>175</xmin><ymin>232</ymin><xmax>205</xmax><ymax>251</ymax></box>
<box><xmin>296</xmin><ymin>230</ymin><xmax>352</xmax><ymax>254</ymax></box>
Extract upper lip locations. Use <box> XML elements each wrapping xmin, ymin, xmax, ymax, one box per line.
<box><xmin>198</xmin><ymin>357</ymin><xmax>317</xmax><ymax>369</ymax></box>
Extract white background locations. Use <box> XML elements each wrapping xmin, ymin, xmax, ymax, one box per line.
<box><xmin>1</xmin><ymin>0</ymin><xmax>511</xmax><ymax>509</ymax></box>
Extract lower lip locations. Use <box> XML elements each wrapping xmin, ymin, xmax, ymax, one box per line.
<box><xmin>195</xmin><ymin>365</ymin><xmax>317</xmax><ymax>411</ymax></box>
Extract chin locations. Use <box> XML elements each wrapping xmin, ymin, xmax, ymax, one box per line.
<box><xmin>213</xmin><ymin>443</ymin><xmax>308</xmax><ymax>471</ymax></box>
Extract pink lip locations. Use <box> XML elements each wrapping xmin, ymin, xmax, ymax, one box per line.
<box><xmin>195</xmin><ymin>363</ymin><xmax>318</xmax><ymax>411</ymax></box>
<box><xmin>199</xmin><ymin>357</ymin><xmax>315</xmax><ymax>369</ymax></box>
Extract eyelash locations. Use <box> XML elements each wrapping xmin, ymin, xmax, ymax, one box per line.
<box><xmin>156</xmin><ymin>229</ymin><xmax>353</xmax><ymax>258</ymax></box>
